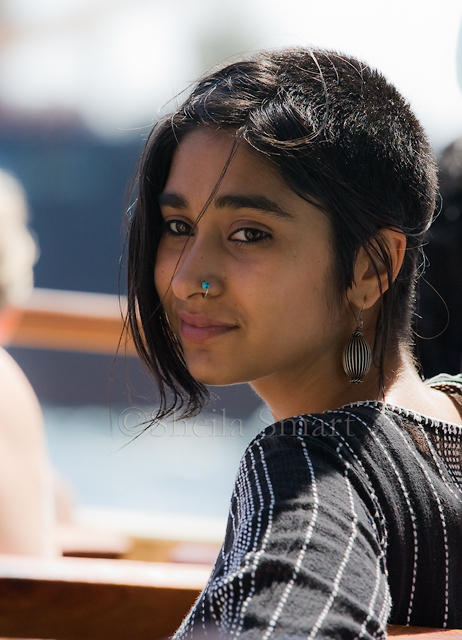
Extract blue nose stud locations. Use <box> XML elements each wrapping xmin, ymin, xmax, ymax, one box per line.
<box><xmin>201</xmin><ymin>281</ymin><xmax>210</xmax><ymax>298</ymax></box>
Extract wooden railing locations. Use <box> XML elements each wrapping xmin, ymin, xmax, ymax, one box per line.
<box><xmin>387</xmin><ymin>628</ymin><xmax>462</xmax><ymax>639</ymax></box>
<box><xmin>62</xmin><ymin>505</ymin><xmax>225</xmax><ymax>564</ymax></box>
<box><xmin>9</xmin><ymin>287</ymin><xmax>136</xmax><ymax>355</ymax></box>
<box><xmin>0</xmin><ymin>554</ymin><xmax>209</xmax><ymax>640</ymax></box>
<box><xmin>0</xmin><ymin>555</ymin><xmax>461</xmax><ymax>640</ymax></box>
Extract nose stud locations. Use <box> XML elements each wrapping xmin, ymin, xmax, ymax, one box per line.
<box><xmin>201</xmin><ymin>281</ymin><xmax>210</xmax><ymax>298</ymax></box>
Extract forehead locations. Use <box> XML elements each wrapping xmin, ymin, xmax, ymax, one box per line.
<box><xmin>164</xmin><ymin>128</ymin><xmax>290</xmax><ymax>198</ymax></box>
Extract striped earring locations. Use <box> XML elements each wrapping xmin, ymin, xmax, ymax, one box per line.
<box><xmin>342</xmin><ymin>305</ymin><xmax>372</xmax><ymax>383</ymax></box>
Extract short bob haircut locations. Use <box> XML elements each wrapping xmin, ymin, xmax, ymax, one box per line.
<box><xmin>125</xmin><ymin>46</ymin><xmax>438</xmax><ymax>427</ymax></box>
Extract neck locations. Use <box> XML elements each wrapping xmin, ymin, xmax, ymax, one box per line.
<box><xmin>250</xmin><ymin>341</ymin><xmax>421</xmax><ymax>424</ymax></box>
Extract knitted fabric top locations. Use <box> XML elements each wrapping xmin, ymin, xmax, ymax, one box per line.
<box><xmin>171</xmin><ymin>373</ymin><xmax>462</xmax><ymax>639</ymax></box>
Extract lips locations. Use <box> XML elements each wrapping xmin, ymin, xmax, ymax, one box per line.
<box><xmin>178</xmin><ymin>311</ymin><xmax>237</xmax><ymax>329</ymax></box>
<box><xmin>176</xmin><ymin>311</ymin><xmax>237</xmax><ymax>344</ymax></box>
<box><xmin>180</xmin><ymin>320</ymin><xmax>237</xmax><ymax>343</ymax></box>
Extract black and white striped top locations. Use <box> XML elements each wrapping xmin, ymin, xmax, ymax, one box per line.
<box><xmin>171</xmin><ymin>373</ymin><xmax>462</xmax><ymax>639</ymax></box>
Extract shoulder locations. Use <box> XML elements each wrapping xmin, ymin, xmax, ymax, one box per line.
<box><xmin>222</xmin><ymin>409</ymin><xmax>390</xmax><ymax>581</ymax></box>
<box><xmin>0</xmin><ymin>347</ymin><xmax>44</xmax><ymax>446</ymax></box>
<box><xmin>235</xmin><ymin>405</ymin><xmax>413</xmax><ymax>522</ymax></box>
<box><xmin>424</xmin><ymin>372</ymin><xmax>462</xmax><ymax>388</ymax></box>
<box><xmin>236</xmin><ymin>406</ymin><xmax>391</xmax><ymax>500</ymax></box>
<box><xmin>243</xmin><ymin>405</ymin><xmax>388</xmax><ymax>462</ymax></box>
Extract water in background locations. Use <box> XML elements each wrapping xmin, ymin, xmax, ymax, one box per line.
<box><xmin>43</xmin><ymin>404</ymin><xmax>270</xmax><ymax>520</ymax></box>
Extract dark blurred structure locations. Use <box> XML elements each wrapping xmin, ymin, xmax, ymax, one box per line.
<box><xmin>415</xmin><ymin>137</ymin><xmax>462</xmax><ymax>378</ymax></box>
<box><xmin>0</xmin><ymin>112</ymin><xmax>141</xmax><ymax>295</ymax></box>
<box><xmin>0</xmin><ymin>112</ymin><xmax>144</xmax><ymax>405</ymax></box>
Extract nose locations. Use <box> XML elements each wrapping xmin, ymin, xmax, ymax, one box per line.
<box><xmin>170</xmin><ymin>230</ymin><xmax>223</xmax><ymax>301</ymax></box>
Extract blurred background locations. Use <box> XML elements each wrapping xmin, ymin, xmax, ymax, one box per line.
<box><xmin>1</xmin><ymin>0</ymin><xmax>462</xmax><ymax>555</ymax></box>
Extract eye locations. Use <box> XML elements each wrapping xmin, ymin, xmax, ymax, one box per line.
<box><xmin>230</xmin><ymin>227</ymin><xmax>272</xmax><ymax>245</ymax></box>
<box><xmin>161</xmin><ymin>220</ymin><xmax>272</xmax><ymax>246</ymax></box>
<box><xmin>161</xmin><ymin>219</ymin><xmax>192</xmax><ymax>236</ymax></box>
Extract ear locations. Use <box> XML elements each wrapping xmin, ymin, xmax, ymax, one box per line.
<box><xmin>349</xmin><ymin>228</ymin><xmax>407</xmax><ymax>310</ymax></box>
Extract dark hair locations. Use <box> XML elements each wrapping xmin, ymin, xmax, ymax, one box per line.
<box><xmin>125</xmin><ymin>46</ymin><xmax>438</xmax><ymax>427</ymax></box>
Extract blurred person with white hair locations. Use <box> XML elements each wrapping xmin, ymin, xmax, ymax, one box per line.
<box><xmin>0</xmin><ymin>168</ymin><xmax>57</xmax><ymax>555</ymax></box>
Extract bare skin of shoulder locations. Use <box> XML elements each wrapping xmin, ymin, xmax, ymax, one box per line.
<box><xmin>0</xmin><ymin>346</ymin><xmax>56</xmax><ymax>555</ymax></box>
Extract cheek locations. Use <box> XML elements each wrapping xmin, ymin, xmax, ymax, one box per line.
<box><xmin>273</xmin><ymin>255</ymin><xmax>325</xmax><ymax>305</ymax></box>
<box><xmin>154</xmin><ymin>245</ymin><xmax>175</xmax><ymax>295</ymax></box>
<box><xmin>154</xmin><ymin>267</ymin><xmax>171</xmax><ymax>303</ymax></box>
<box><xmin>153</xmin><ymin>259</ymin><xmax>163</xmax><ymax>294</ymax></box>
<box><xmin>262</xmin><ymin>258</ymin><xmax>334</xmax><ymax>331</ymax></box>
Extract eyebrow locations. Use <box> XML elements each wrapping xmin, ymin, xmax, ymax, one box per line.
<box><xmin>158</xmin><ymin>192</ymin><xmax>295</xmax><ymax>220</ymax></box>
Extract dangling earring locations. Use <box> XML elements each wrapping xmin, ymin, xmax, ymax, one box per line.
<box><xmin>342</xmin><ymin>302</ymin><xmax>372</xmax><ymax>383</ymax></box>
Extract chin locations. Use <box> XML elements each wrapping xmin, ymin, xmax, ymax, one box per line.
<box><xmin>187</xmin><ymin>366</ymin><xmax>245</xmax><ymax>387</ymax></box>
<box><xmin>193</xmin><ymin>374</ymin><xmax>236</xmax><ymax>386</ymax></box>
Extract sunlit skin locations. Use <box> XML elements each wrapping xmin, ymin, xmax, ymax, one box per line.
<box><xmin>154</xmin><ymin>128</ymin><xmax>462</xmax><ymax>425</ymax></box>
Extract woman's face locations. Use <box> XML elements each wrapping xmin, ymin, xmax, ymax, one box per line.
<box><xmin>154</xmin><ymin>127</ymin><xmax>347</xmax><ymax>388</ymax></box>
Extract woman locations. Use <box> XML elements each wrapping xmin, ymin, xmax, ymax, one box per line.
<box><xmin>126</xmin><ymin>47</ymin><xmax>462</xmax><ymax>638</ymax></box>
<box><xmin>0</xmin><ymin>169</ymin><xmax>56</xmax><ymax>555</ymax></box>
